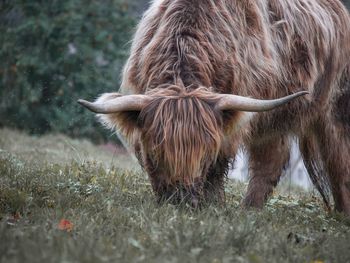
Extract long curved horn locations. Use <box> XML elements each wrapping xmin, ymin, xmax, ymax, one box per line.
<box><xmin>78</xmin><ymin>94</ymin><xmax>151</xmax><ymax>113</ymax></box>
<box><xmin>216</xmin><ymin>91</ymin><xmax>309</xmax><ymax>112</ymax></box>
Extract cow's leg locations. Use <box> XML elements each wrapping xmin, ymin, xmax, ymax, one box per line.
<box><xmin>203</xmin><ymin>175</ymin><xmax>225</xmax><ymax>204</ymax></box>
<box><xmin>316</xmin><ymin>122</ymin><xmax>350</xmax><ymax>216</ymax></box>
<box><xmin>299</xmin><ymin>133</ymin><xmax>331</xmax><ymax>210</ymax></box>
<box><xmin>204</xmin><ymin>157</ymin><xmax>230</xmax><ymax>204</ymax></box>
<box><xmin>243</xmin><ymin>136</ymin><xmax>290</xmax><ymax>208</ymax></box>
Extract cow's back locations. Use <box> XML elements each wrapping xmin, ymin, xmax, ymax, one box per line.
<box><xmin>121</xmin><ymin>0</ymin><xmax>350</xmax><ymax>101</ymax></box>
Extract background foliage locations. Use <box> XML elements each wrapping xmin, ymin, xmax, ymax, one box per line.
<box><xmin>0</xmin><ymin>0</ymin><xmax>349</xmax><ymax>142</ymax></box>
<box><xmin>345</xmin><ymin>0</ymin><xmax>350</xmax><ymax>9</ymax></box>
<box><xmin>0</xmin><ymin>0</ymin><xmax>141</xmax><ymax>142</ymax></box>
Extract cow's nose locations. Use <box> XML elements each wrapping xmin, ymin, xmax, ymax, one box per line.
<box><xmin>190</xmin><ymin>194</ymin><xmax>199</xmax><ymax>209</ymax></box>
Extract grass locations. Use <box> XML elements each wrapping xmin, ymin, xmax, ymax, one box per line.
<box><xmin>0</xmin><ymin>129</ymin><xmax>350</xmax><ymax>263</ymax></box>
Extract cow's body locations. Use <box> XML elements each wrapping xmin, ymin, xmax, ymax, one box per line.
<box><xmin>82</xmin><ymin>0</ymin><xmax>350</xmax><ymax>214</ymax></box>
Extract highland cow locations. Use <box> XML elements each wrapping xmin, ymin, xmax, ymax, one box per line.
<box><xmin>79</xmin><ymin>0</ymin><xmax>350</xmax><ymax>214</ymax></box>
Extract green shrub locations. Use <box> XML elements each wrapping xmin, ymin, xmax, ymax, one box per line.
<box><xmin>0</xmin><ymin>0</ymin><xmax>136</xmax><ymax>142</ymax></box>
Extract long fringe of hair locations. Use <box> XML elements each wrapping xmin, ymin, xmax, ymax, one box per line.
<box><xmin>139</xmin><ymin>86</ymin><xmax>223</xmax><ymax>186</ymax></box>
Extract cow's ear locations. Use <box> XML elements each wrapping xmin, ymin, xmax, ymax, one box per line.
<box><xmin>222</xmin><ymin>110</ymin><xmax>255</xmax><ymax>135</ymax></box>
<box><xmin>98</xmin><ymin>110</ymin><xmax>141</xmax><ymax>139</ymax></box>
<box><xmin>94</xmin><ymin>93</ymin><xmax>142</xmax><ymax>141</ymax></box>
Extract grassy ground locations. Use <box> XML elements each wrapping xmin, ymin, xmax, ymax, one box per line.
<box><xmin>1</xmin><ymin>129</ymin><xmax>350</xmax><ymax>263</ymax></box>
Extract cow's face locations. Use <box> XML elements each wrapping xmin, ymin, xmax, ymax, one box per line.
<box><xmin>78</xmin><ymin>86</ymin><xmax>307</xmax><ymax>206</ymax></box>
<box><xmin>136</xmin><ymin>87</ymin><xmax>230</xmax><ymax>205</ymax></box>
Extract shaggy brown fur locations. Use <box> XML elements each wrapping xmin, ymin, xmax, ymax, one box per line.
<box><xmin>97</xmin><ymin>0</ymin><xmax>350</xmax><ymax>213</ymax></box>
<box><xmin>139</xmin><ymin>87</ymin><xmax>222</xmax><ymax>186</ymax></box>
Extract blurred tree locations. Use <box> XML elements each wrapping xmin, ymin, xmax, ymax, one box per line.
<box><xmin>0</xmin><ymin>0</ymin><xmax>135</xmax><ymax>142</ymax></box>
<box><xmin>343</xmin><ymin>0</ymin><xmax>350</xmax><ymax>9</ymax></box>
<box><xmin>132</xmin><ymin>0</ymin><xmax>150</xmax><ymax>16</ymax></box>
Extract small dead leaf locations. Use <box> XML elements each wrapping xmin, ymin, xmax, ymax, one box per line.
<box><xmin>58</xmin><ymin>219</ymin><xmax>74</xmax><ymax>232</ymax></box>
<box><xmin>6</xmin><ymin>212</ymin><xmax>21</xmax><ymax>226</ymax></box>
<box><xmin>13</xmin><ymin>212</ymin><xmax>21</xmax><ymax>220</ymax></box>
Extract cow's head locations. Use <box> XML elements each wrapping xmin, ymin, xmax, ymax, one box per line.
<box><xmin>78</xmin><ymin>86</ymin><xmax>307</xmax><ymax>206</ymax></box>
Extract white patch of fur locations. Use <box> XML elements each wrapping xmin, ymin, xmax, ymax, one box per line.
<box><xmin>93</xmin><ymin>93</ymin><xmax>122</xmax><ymax>131</ymax></box>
